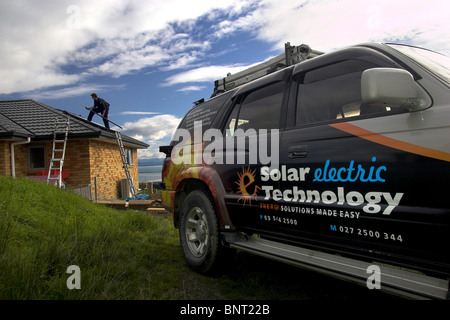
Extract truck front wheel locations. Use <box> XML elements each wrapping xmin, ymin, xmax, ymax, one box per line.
<box><xmin>179</xmin><ymin>189</ymin><xmax>221</xmax><ymax>274</ymax></box>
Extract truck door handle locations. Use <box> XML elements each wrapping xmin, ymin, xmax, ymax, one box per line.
<box><xmin>288</xmin><ymin>145</ymin><xmax>308</xmax><ymax>158</ymax></box>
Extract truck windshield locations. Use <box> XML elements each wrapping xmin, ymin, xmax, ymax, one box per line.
<box><xmin>388</xmin><ymin>44</ymin><xmax>450</xmax><ymax>85</ymax></box>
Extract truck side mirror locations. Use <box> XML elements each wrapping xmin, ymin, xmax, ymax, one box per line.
<box><xmin>361</xmin><ymin>68</ymin><xmax>429</xmax><ymax>111</ymax></box>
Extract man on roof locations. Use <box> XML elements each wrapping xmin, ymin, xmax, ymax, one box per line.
<box><xmin>86</xmin><ymin>93</ymin><xmax>110</xmax><ymax>129</ymax></box>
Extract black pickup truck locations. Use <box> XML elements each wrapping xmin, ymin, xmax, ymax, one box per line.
<box><xmin>160</xmin><ymin>42</ymin><xmax>450</xmax><ymax>299</ymax></box>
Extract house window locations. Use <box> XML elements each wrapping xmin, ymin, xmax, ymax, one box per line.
<box><xmin>29</xmin><ymin>145</ymin><xmax>46</xmax><ymax>169</ymax></box>
<box><xmin>125</xmin><ymin>148</ymin><xmax>133</xmax><ymax>165</ymax></box>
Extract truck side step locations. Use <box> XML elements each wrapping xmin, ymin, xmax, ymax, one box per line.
<box><xmin>224</xmin><ymin>234</ymin><xmax>449</xmax><ymax>300</ymax></box>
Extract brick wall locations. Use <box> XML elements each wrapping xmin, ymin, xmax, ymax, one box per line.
<box><xmin>0</xmin><ymin>140</ymin><xmax>91</xmax><ymax>183</ymax></box>
<box><xmin>11</xmin><ymin>143</ymin><xmax>28</xmax><ymax>176</ymax></box>
<box><xmin>59</xmin><ymin>140</ymin><xmax>91</xmax><ymax>187</ymax></box>
<box><xmin>0</xmin><ymin>142</ymin><xmax>11</xmax><ymax>175</ymax></box>
<box><xmin>88</xmin><ymin>139</ymin><xmax>138</xmax><ymax>200</ymax></box>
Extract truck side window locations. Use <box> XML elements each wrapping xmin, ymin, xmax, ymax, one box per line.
<box><xmin>225</xmin><ymin>81</ymin><xmax>284</xmax><ymax>135</ymax></box>
<box><xmin>296</xmin><ymin>60</ymin><xmax>393</xmax><ymax>125</ymax></box>
<box><xmin>178</xmin><ymin>91</ymin><xmax>232</xmax><ymax>134</ymax></box>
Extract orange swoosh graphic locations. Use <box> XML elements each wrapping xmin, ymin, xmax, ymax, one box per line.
<box><xmin>330</xmin><ymin>122</ymin><xmax>450</xmax><ymax>162</ymax></box>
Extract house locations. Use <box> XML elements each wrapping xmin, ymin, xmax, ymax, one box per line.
<box><xmin>0</xmin><ymin>99</ymin><xmax>149</xmax><ymax>200</ymax></box>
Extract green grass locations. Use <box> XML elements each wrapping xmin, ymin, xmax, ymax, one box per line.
<box><xmin>0</xmin><ymin>176</ymin><xmax>397</xmax><ymax>300</ymax></box>
<box><xmin>0</xmin><ymin>176</ymin><xmax>183</xmax><ymax>299</ymax></box>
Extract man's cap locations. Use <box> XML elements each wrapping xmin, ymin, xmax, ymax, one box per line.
<box><xmin>91</xmin><ymin>93</ymin><xmax>97</xmax><ymax>97</ymax></box>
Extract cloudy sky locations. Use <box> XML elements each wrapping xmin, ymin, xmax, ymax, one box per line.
<box><xmin>1</xmin><ymin>0</ymin><xmax>449</xmax><ymax>159</ymax></box>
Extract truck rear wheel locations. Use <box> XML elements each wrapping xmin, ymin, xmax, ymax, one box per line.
<box><xmin>179</xmin><ymin>189</ymin><xmax>221</xmax><ymax>274</ymax></box>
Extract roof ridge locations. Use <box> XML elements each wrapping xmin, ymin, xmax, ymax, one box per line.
<box><xmin>0</xmin><ymin>111</ymin><xmax>35</xmax><ymax>136</ymax></box>
<box><xmin>62</xmin><ymin>109</ymin><xmax>106</xmax><ymax>133</ymax></box>
<box><xmin>0</xmin><ymin>99</ymin><xmax>35</xmax><ymax>103</ymax></box>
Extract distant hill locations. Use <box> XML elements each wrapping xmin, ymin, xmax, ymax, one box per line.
<box><xmin>138</xmin><ymin>158</ymin><xmax>164</xmax><ymax>166</ymax></box>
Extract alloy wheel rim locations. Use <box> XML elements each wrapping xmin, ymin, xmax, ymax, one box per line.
<box><xmin>185</xmin><ymin>206</ymin><xmax>209</xmax><ymax>257</ymax></box>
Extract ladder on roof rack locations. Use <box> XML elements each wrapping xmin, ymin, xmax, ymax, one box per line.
<box><xmin>47</xmin><ymin>116</ymin><xmax>70</xmax><ymax>188</ymax></box>
<box><xmin>212</xmin><ymin>42</ymin><xmax>323</xmax><ymax>96</ymax></box>
<box><xmin>115</xmin><ymin>131</ymin><xmax>137</xmax><ymax>199</ymax></box>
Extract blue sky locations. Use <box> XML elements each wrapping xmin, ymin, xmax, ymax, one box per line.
<box><xmin>1</xmin><ymin>0</ymin><xmax>449</xmax><ymax>159</ymax></box>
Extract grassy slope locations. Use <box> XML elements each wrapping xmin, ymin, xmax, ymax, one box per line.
<box><xmin>0</xmin><ymin>176</ymin><xmax>396</xmax><ymax>300</ymax></box>
<box><xmin>0</xmin><ymin>176</ymin><xmax>187</xmax><ymax>299</ymax></box>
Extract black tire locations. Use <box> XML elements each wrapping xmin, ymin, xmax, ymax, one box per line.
<box><xmin>179</xmin><ymin>189</ymin><xmax>222</xmax><ymax>274</ymax></box>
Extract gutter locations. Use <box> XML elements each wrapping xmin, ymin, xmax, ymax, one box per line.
<box><xmin>11</xmin><ymin>137</ymin><xmax>31</xmax><ymax>177</ymax></box>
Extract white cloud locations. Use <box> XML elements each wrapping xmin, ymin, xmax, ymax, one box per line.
<box><xmin>211</xmin><ymin>7</ymin><xmax>261</xmax><ymax>39</ymax></box>
<box><xmin>0</xmin><ymin>0</ymin><xmax>251</xmax><ymax>94</ymax></box>
<box><xmin>120</xmin><ymin>111</ymin><xmax>160</xmax><ymax>115</ymax></box>
<box><xmin>120</xmin><ymin>114</ymin><xmax>182</xmax><ymax>159</ymax></box>
<box><xmin>253</xmin><ymin>0</ymin><xmax>450</xmax><ymax>55</ymax></box>
<box><xmin>121</xmin><ymin>114</ymin><xmax>181</xmax><ymax>140</ymax></box>
<box><xmin>163</xmin><ymin>65</ymin><xmax>253</xmax><ymax>86</ymax></box>
<box><xmin>137</xmin><ymin>139</ymin><xmax>171</xmax><ymax>159</ymax></box>
<box><xmin>176</xmin><ymin>86</ymin><xmax>207</xmax><ymax>92</ymax></box>
<box><xmin>26</xmin><ymin>84</ymin><xmax>126</xmax><ymax>100</ymax></box>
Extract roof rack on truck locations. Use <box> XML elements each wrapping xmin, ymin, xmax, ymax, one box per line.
<box><xmin>211</xmin><ymin>42</ymin><xmax>323</xmax><ymax>97</ymax></box>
